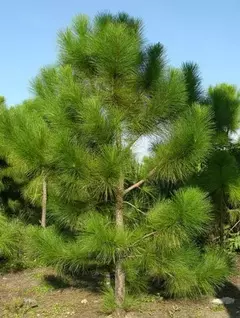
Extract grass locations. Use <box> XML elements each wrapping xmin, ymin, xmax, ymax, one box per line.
<box><xmin>102</xmin><ymin>288</ymin><xmax>165</xmax><ymax>314</ymax></box>
<box><xmin>3</xmin><ymin>298</ymin><xmax>36</xmax><ymax>318</ymax></box>
<box><xmin>3</xmin><ymin>297</ymin><xmax>75</xmax><ymax>318</ymax></box>
<box><xmin>211</xmin><ymin>304</ymin><xmax>225</xmax><ymax>312</ymax></box>
<box><xmin>24</xmin><ymin>284</ymin><xmax>54</xmax><ymax>295</ymax></box>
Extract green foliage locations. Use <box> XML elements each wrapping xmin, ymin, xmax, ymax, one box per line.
<box><xmin>228</xmin><ymin>208</ymin><xmax>240</xmax><ymax>224</ymax></box>
<box><xmin>148</xmin><ymin>187</ymin><xmax>212</xmax><ymax>245</ymax></box>
<box><xmin>32</xmin><ymin>185</ymin><xmax>231</xmax><ymax>299</ymax></box>
<box><xmin>198</xmin><ymin>151</ymin><xmax>240</xmax><ymax>196</ymax></box>
<box><xmin>122</xmin><ymin>187</ymin><xmax>231</xmax><ymax>298</ymax></box>
<box><xmin>182</xmin><ymin>62</ymin><xmax>203</xmax><ymax>104</ymax></box>
<box><xmin>58</xmin><ymin>13</ymin><xmax>143</xmax><ymax>78</ymax></box>
<box><xmin>29</xmin><ymin>227</ymin><xmax>70</xmax><ymax>270</ymax></box>
<box><xmin>195</xmin><ymin>248</ymin><xmax>231</xmax><ymax>295</ymax></box>
<box><xmin>149</xmin><ymin>69</ymin><xmax>187</xmax><ymax>121</ymax></box>
<box><xmin>0</xmin><ymin>106</ymin><xmax>51</xmax><ymax>171</ymax></box>
<box><xmin>92</xmin><ymin>24</ymin><xmax>141</xmax><ymax>80</ymax></box>
<box><xmin>162</xmin><ymin>247</ymin><xmax>230</xmax><ymax>298</ymax></box>
<box><xmin>196</xmin><ymin>149</ymin><xmax>240</xmax><ymax>241</ymax></box>
<box><xmin>102</xmin><ymin>287</ymin><xmax>138</xmax><ymax>313</ymax></box>
<box><xmin>227</xmin><ymin>232</ymin><xmax>240</xmax><ymax>251</ymax></box>
<box><xmin>208</xmin><ymin>83</ymin><xmax>240</xmax><ymax>133</ymax></box>
<box><xmin>78</xmin><ymin>212</ymin><xmax>117</xmax><ymax>264</ymax></box>
<box><xmin>0</xmin><ymin>103</ymin><xmax>53</xmax><ymax>225</ymax></box>
<box><xmin>141</xmin><ymin>43</ymin><xmax>165</xmax><ymax>90</ymax></box>
<box><xmin>0</xmin><ymin>214</ymin><xmax>22</xmax><ymax>259</ymax></box>
<box><xmin>31</xmin><ymin>212</ymin><xmax>142</xmax><ymax>272</ymax></box>
<box><xmin>0</xmin><ymin>215</ymin><xmax>40</xmax><ymax>271</ymax></box>
<box><xmin>23</xmin><ymin>175</ymin><xmax>45</xmax><ymax>206</ymax></box>
<box><xmin>152</xmin><ymin>104</ymin><xmax>213</xmax><ymax>181</ymax></box>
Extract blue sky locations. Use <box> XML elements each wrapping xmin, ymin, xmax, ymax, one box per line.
<box><xmin>1</xmin><ymin>0</ymin><xmax>240</xmax><ymax>106</ymax></box>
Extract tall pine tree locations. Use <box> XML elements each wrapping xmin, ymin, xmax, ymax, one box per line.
<box><xmin>27</xmin><ymin>13</ymin><xmax>231</xmax><ymax>316</ymax></box>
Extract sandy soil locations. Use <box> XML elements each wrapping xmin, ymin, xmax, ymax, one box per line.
<box><xmin>0</xmin><ymin>261</ymin><xmax>239</xmax><ymax>318</ymax></box>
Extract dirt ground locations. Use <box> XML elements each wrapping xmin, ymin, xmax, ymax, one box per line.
<box><xmin>0</xmin><ymin>261</ymin><xmax>239</xmax><ymax>318</ymax></box>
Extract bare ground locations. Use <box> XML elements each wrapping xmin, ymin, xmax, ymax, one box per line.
<box><xmin>0</xmin><ymin>261</ymin><xmax>239</xmax><ymax>318</ymax></box>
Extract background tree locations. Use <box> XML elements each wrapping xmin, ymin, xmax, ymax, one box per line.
<box><xmin>180</xmin><ymin>62</ymin><xmax>240</xmax><ymax>246</ymax></box>
<box><xmin>0</xmin><ymin>102</ymin><xmax>53</xmax><ymax>227</ymax></box>
<box><xmin>195</xmin><ymin>84</ymin><xmax>240</xmax><ymax>245</ymax></box>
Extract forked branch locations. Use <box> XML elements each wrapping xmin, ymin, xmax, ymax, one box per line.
<box><xmin>123</xmin><ymin>168</ymin><xmax>156</xmax><ymax>195</ymax></box>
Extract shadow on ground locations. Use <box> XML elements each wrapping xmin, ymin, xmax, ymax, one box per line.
<box><xmin>43</xmin><ymin>272</ymin><xmax>103</xmax><ymax>293</ymax></box>
<box><xmin>217</xmin><ymin>282</ymin><xmax>240</xmax><ymax>317</ymax></box>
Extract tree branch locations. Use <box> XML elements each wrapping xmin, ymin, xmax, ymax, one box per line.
<box><xmin>212</xmin><ymin>219</ymin><xmax>240</xmax><ymax>242</ymax></box>
<box><xmin>229</xmin><ymin>219</ymin><xmax>240</xmax><ymax>232</ymax></box>
<box><xmin>123</xmin><ymin>168</ymin><xmax>156</xmax><ymax>195</ymax></box>
<box><xmin>128</xmin><ymin>231</ymin><xmax>157</xmax><ymax>250</ymax></box>
<box><xmin>123</xmin><ymin>201</ymin><xmax>145</xmax><ymax>215</ymax></box>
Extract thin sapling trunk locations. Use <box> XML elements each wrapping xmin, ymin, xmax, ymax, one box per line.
<box><xmin>115</xmin><ymin>177</ymin><xmax>125</xmax><ymax>317</ymax></box>
<box><xmin>219</xmin><ymin>190</ymin><xmax>225</xmax><ymax>246</ymax></box>
<box><xmin>41</xmin><ymin>177</ymin><xmax>47</xmax><ymax>228</ymax></box>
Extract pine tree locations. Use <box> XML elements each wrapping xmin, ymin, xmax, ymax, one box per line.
<box><xmin>196</xmin><ymin>84</ymin><xmax>240</xmax><ymax>244</ymax></box>
<box><xmin>0</xmin><ymin>101</ymin><xmax>53</xmax><ymax>227</ymax></box>
<box><xmin>181</xmin><ymin>63</ymin><xmax>240</xmax><ymax>246</ymax></box>
<box><xmin>27</xmin><ymin>13</ymin><xmax>231</xmax><ymax>316</ymax></box>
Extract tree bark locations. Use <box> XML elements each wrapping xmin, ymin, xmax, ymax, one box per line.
<box><xmin>219</xmin><ymin>196</ymin><xmax>224</xmax><ymax>246</ymax></box>
<box><xmin>219</xmin><ymin>189</ymin><xmax>225</xmax><ymax>246</ymax></box>
<box><xmin>115</xmin><ymin>178</ymin><xmax>125</xmax><ymax>317</ymax></box>
<box><xmin>41</xmin><ymin>177</ymin><xmax>47</xmax><ymax>228</ymax></box>
<box><xmin>116</xmin><ymin>179</ymin><xmax>124</xmax><ymax>228</ymax></box>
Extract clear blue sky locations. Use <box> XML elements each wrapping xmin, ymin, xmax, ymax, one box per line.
<box><xmin>1</xmin><ymin>0</ymin><xmax>240</xmax><ymax>105</ymax></box>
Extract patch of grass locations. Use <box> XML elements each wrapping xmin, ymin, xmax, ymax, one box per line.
<box><xmin>167</xmin><ymin>305</ymin><xmax>181</xmax><ymax>317</ymax></box>
<box><xmin>102</xmin><ymin>287</ymin><xmax>139</xmax><ymax>314</ymax></box>
<box><xmin>39</xmin><ymin>303</ymin><xmax>75</xmax><ymax>318</ymax></box>
<box><xmin>3</xmin><ymin>297</ymin><xmax>36</xmax><ymax>317</ymax></box>
<box><xmin>31</xmin><ymin>270</ymin><xmax>44</xmax><ymax>280</ymax></box>
<box><xmin>102</xmin><ymin>287</ymin><xmax>116</xmax><ymax>314</ymax></box>
<box><xmin>49</xmin><ymin>303</ymin><xmax>64</xmax><ymax>315</ymax></box>
<box><xmin>3</xmin><ymin>299</ymin><xmax>75</xmax><ymax>318</ymax></box>
<box><xmin>102</xmin><ymin>288</ymin><xmax>165</xmax><ymax>314</ymax></box>
<box><xmin>25</xmin><ymin>283</ymin><xmax>54</xmax><ymax>295</ymax></box>
<box><xmin>193</xmin><ymin>308</ymin><xmax>204</xmax><ymax>318</ymax></box>
<box><xmin>138</xmin><ymin>293</ymin><xmax>164</xmax><ymax>303</ymax></box>
<box><xmin>211</xmin><ymin>304</ymin><xmax>225</xmax><ymax>312</ymax></box>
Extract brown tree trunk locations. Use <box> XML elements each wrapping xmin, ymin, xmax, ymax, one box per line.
<box><xmin>41</xmin><ymin>177</ymin><xmax>47</xmax><ymax>228</ymax></box>
<box><xmin>115</xmin><ymin>178</ymin><xmax>125</xmax><ymax>317</ymax></box>
<box><xmin>219</xmin><ymin>197</ymin><xmax>224</xmax><ymax>246</ymax></box>
<box><xmin>219</xmin><ymin>189</ymin><xmax>225</xmax><ymax>246</ymax></box>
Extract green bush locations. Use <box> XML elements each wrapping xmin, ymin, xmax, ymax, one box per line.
<box><xmin>0</xmin><ymin>214</ymin><xmax>40</xmax><ymax>272</ymax></box>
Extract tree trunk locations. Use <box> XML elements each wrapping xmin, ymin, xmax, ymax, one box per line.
<box><xmin>219</xmin><ymin>190</ymin><xmax>225</xmax><ymax>246</ymax></box>
<box><xmin>115</xmin><ymin>261</ymin><xmax>125</xmax><ymax>317</ymax></box>
<box><xmin>41</xmin><ymin>177</ymin><xmax>47</xmax><ymax>228</ymax></box>
<box><xmin>105</xmin><ymin>271</ymin><xmax>111</xmax><ymax>288</ymax></box>
<box><xmin>115</xmin><ymin>178</ymin><xmax>125</xmax><ymax>317</ymax></box>
<box><xmin>219</xmin><ymin>205</ymin><xmax>224</xmax><ymax>246</ymax></box>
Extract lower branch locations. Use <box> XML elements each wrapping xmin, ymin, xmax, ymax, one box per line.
<box><xmin>124</xmin><ymin>168</ymin><xmax>156</xmax><ymax>195</ymax></box>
